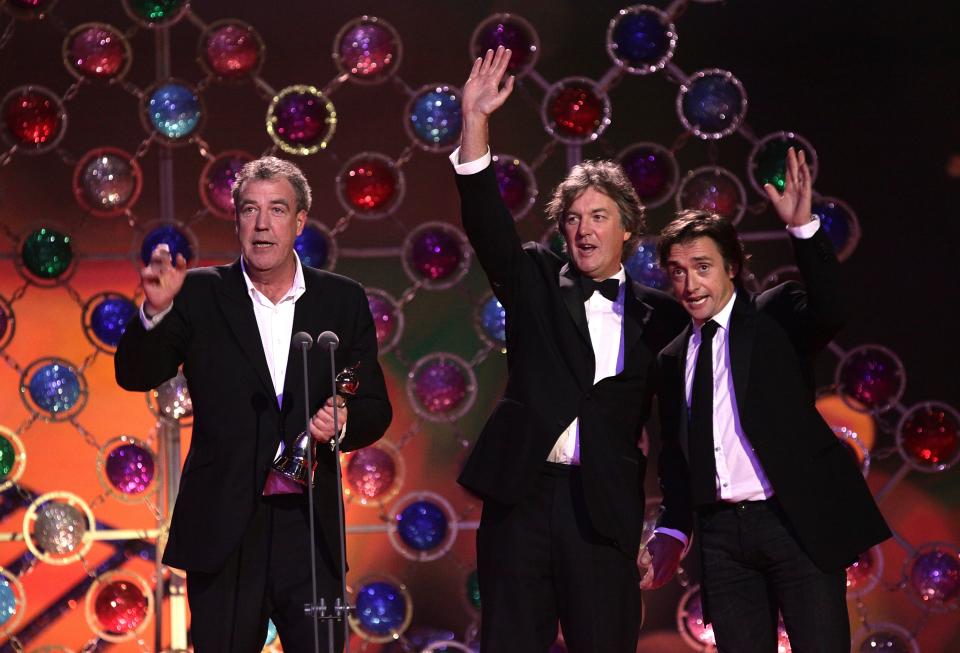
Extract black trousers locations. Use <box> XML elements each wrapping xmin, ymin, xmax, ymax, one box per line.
<box><xmin>698</xmin><ymin>498</ymin><xmax>849</xmax><ymax>653</ymax></box>
<box><xmin>476</xmin><ymin>463</ymin><xmax>641</xmax><ymax>653</ymax></box>
<box><xmin>185</xmin><ymin>494</ymin><xmax>345</xmax><ymax>653</ymax></box>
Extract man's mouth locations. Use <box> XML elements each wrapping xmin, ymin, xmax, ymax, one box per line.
<box><xmin>686</xmin><ymin>296</ymin><xmax>708</xmax><ymax>307</ymax></box>
<box><xmin>577</xmin><ymin>243</ymin><xmax>597</xmax><ymax>253</ymax></box>
<box><xmin>252</xmin><ymin>240</ymin><xmax>274</xmax><ymax>249</ymax></box>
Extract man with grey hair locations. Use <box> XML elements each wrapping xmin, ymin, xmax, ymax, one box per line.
<box><xmin>115</xmin><ymin>156</ymin><xmax>392</xmax><ymax>652</ymax></box>
<box><xmin>451</xmin><ymin>47</ymin><xmax>691</xmax><ymax>652</ymax></box>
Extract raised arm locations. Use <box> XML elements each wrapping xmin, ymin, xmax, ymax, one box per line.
<box><xmin>460</xmin><ymin>46</ymin><xmax>515</xmax><ymax>162</ymax></box>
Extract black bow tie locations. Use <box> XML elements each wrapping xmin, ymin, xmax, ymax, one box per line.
<box><xmin>579</xmin><ymin>276</ymin><xmax>621</xmax><ymax>303</ymax></box>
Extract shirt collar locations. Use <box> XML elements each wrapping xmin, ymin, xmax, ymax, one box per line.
<box><xmin>695</xmin><ymin>290</ymin><xmax>737</xmax><ymax>335</ymax></box>
<box><xmin>240</xmin><ymin>251</ymin><xmax>307</xmax><ymax>305</ymax></box>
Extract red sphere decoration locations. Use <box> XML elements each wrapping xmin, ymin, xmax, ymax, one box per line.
<box><xmin>93</xmin><ymin>580</ymin><xmax>148</xmax><ymax>634</ymax></box>
<box><xmin>2</xmin><ymin>87</ymin><xmax>65</xmax><ymax>150</ymax></box>
<box><xmin>201</xmin><ymin>20</ymin><xmax>263</xmax><ymax>81</ymax></box>
<box><xmin>543</xmin><ymin>78</ymin><xmax>609</xmax><ymax>144</ymax></box>
<box><xmin>64</xmin><ymin>23</ymin><xmax>130</xmax><ymax>81</ymax></box>
<box><xmin>899</xmin><ymin>403</ymin><xmax>959</xmax><ymax>471</ymax></box>
<box><xmin>338</xmin><ymin>153</ymin><xmax>402</xmax><ymax>216</ymax></box>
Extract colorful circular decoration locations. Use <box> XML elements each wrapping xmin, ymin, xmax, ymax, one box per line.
<box><xmin>364</xmin><ymin>288</ymin><xmax>403</xmax><ymax>355</ymax></box>
<box><xmin>82</xmin><ymin>292</ymin><xmax>137</xmax><ymax>353</ymax></box>
<box><xmin>62</xmin><ymin>22</ymin><xmax>132</xmax><ymax>82</ymax></box>
<box><xmin>96</xmin><ymin>436</ymin><xmax>156</xmax><ymax>502</ymax></box>
<box><xmin>17</xmin><ymin>226</ymin><xmax>74</xmax><ymax>285</ymax></box>
<box><xmin>294</xmin><ymin>219</ymin><xmax>338</xmax><ymax>270</ymax></box>
<box><xmin>349</xmin><ymin>575</ymin><xmax>413</xmax><ymax>643</ymax></box>
<box><xmin>846</xmin><ymin>545</ymin><xmax>883</xmax><ymax>599</ymax></box>
<box><xmin>333</xmin><ymin>15</ymin><xmax>402</xmax><ymax>84</ymax></box>
<box><xmin>406</xmin><ymin>353</ymin><xmax>477</xmax><ymax>422</ymax></box>
<box><xmin>676</xmin><ymin>584</ymin><xmax>716</xmax><ymax>648</ymax></box>
<box><xmin>0</xmin><ymin>426</ymin><xmax>27</xmax><ymax>493</ymax></box>
<box><xmin>903</xmin><ymin>542</ymin><xmax>960</xmax><ymax>612</ymax></box>
<box><xmin>405</xmin><ymin>83</ymin><xmax>463</xmax><ymax>152</ymax></box>
<box><xmin>142</xmin><ymin>80</ymin><xmax>203</xmax><ymax>142</ymax></box>
<box><xmin>617</xmin><ymin>142</ymin><xmax>679</xmax><ymax>209</ymax></box>
<box><xmin>606</xmin><ymin>4</ymin><xmax>677</xmax><ymax>74</ymax></box>
<box><xmin>464</xmin><ymin>568</ymin><xmax>481</xmax><ymax>614</ymax></box>
<box><xmin>20</xmin><ymin>357</ymin><xmax>87</xmax><ymax>420</ymax></box>
<box><xmin>747</xmin><ymin>131</ymin><xmax>818</xmax><ymax>196</ymax></box>
<box><xmin>540</xmin><ymin>227</ymin><xmax>567</xmax><ymax>261</ymax></box>
<box><xmin>470</xmin><ymin>13</ymin><xmax>540</xmax><ymax>77</ymax></box>
<box><xmin>0</xmin><ymin>568</ymin><xmax>25</xmax><ymax>634</ymax></box>
<box><xmin>835</xmin><ymin>344</ymin><xmax>906</xmax><ymax>414</ymax></box>
<box><xmin>896</xmin><ymin>401</ymin><xmax>960</xmax><ymax>473</ymax></box>
<box><xmin>475</xmin><ymin>292</ymin><xmax>506</xmax><ymax>350</ymax></box>
<box><xmin>122</xmin><ymin>0</ymin><xmax>189</xmax><ymax>28</ymax></box>
<box><xmin>492</xmin><ymin>153</ymin><xmax>538</xmax><ymax>220</ymax></box>
<box><xmin>72</xmin><ymin>147</ymin><xmax>143</xmax><ymax>217</ymax></box>
<box><xmin>0</xmin><ymin>295</ymin><xmax>14</xmax><ymax>351</ymax></box>
<box><xmin>401</xmin><ymin>222</ymin><xmax>471</xmax><ymax>290</ymax></box>
<box><xmin>22</xmin><ymin>491</ymin><xmax>95</xmax><ymax>565</ymax></box>
<box><xmin>343</xmin><ymin>440</ymin><xmax>405</xmax><ymax>509</ymax></box>
<box><xmin>811</xmin><ymin>196</ymin><xmax>860</xmax><ymax>262</ymax></box>
<box><xmin>677</xmin><ymin>68</ymin><xmax>747</xmax><ymax>140</ymax></box>
<box><xmin>199</xmin><ymin>150</ymin><xmax>253</xmax><ymax>219</ymax></box>
<box><xmin>198</xmin><ymin>19</ymin><xmax>264</xmax><ymax>82</ymax></box>
<box><xmin>676</xmin><ymin>165</ymin><xmax>747</xmax><ymax>225</ymax></box>
<box><xmin>335</xmin><ymin>152</ymin><xmax>405</xmax><ymax>218</ymax></box>
<box><xmin>266</xmin><ymin>85</ymin><xmax>337</xmax><ymax>156</ymax></box>
<box><xmin>852</xmin><ymin>623</ymin><xmax>919</xmax><ymax>653</ymax></box>
<box><xmin>624</xmin><ymin>237</ymin><xmax>668</xmax><ymax>290</ymax></box>
<box><xmin>1</xmin><ymin>85</ymin><xmax>67</xmax><ymax>154</ymax></box>
<box><xmin>135</xmin><ymin>221</ymin><xmax>197</xmax><ymax>267</ymax></box>
<box><xmin>541</xmin><ymin>77</ymin><xmax>611</xmax><ymax>145</ymax></box>
<box><xmin>832</xmin><ymin>426</ymin><xmax>870</xmax><ymax>478</ymax></box>
<box><xmin>84</xmin><ymin>571</ymin><xmax>153</xmax><ymax>642</ymax></box>
<box><xmin>388</xmin><ymin>491</ymin><xmax>459</xmax><ymax>561</ymax></box>
<box><xmin>147</xmin><ymin>370</ymin><xmax>193</xmax><ymax>423</ymax></box>
<box><xmin>2</xmin><ymin>0</ymin><xmax>58</xmax><ymax>19</ymax></box>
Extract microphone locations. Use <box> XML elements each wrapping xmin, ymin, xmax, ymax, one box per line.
<box><xmin>292</xmin><ymin>331</ymin><xmax>314</xmax><ymax>351</ymax></box>
<box><xmin>317</xmin><ymin>331</ymin><xmax>339</xmax><ymax>351</ymax></box>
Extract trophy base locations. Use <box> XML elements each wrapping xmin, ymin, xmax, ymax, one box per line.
<box><xmin>262</xmin><ymin>470</ymin><xmax>305</xmax><ymax>495</ymax></box>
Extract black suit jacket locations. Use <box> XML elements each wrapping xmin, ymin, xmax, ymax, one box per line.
<box><xmin>454</xmin><ymin>165</ymin><xmax>691</xmax><ymax>556</ymax></box>
<box><xmin>657</xmin><ymin>228</ymin><xmax>890</xmax><ymax>572</ymax></box>
<box><xmin>115</xmin><ymin>261</ymin><xmax>392</xmax><ymax>574</ymax></box>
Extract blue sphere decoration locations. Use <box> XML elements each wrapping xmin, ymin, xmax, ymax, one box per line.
<box><xmin>147</xmin><ymin>82</ymin><xmax>201</xmax><ymax>139</ymax></box>
<box><xmin>624</xmin><ymin>239</ymin><xmax>668</xmax><ymax>290</ymax></box>
<box><xmin>355</xmin><ymin>580</ymin><xmax>408</xmax><ymax>636</ymax></box>
<box><xmin>28</xmin><ymin>361</ymin><xmax>82</xmax><ymax>415</ymax></box>
<box><xmin>609</xmin><ymin>9</ymin><xmax>674</xmax><ymax>72</ymax></box>
<box><xmin>680</xmin><ymin>71</ymin><xmax>746</xmax><ymax>139</ymax></box>
<box><xmin>0</xmin><ymin>577</ymin><xmax>16</xmax><ymax>627</ymax></box>
<box><xmin>408</xmin><ymin>86</ymin><xmax>462</xmax><ymax>150</ymax></box>
<box><xmin>139</xmin><ymin>224</ymin><xmax>193</xmax><ymax>266</ymax></box>
<box><xmin>91</xmin><ymin>295</ymin><xmax>136</xmax><ymax>348</ymax></box>
<box><xmin>397</xmin><ymin>499</ymin><xmax>448</xmax><ymax>551</ymax></box>
<box><xmin>812</xmin><ymin>198</ymin><xmax>857</xmax><ymax>260</ymax></box>
<box><xmin>479</xmin><ymin>295</ymin><xmax>506</xmax><ymax>347</ymax></box>
<box><xmin>294</xmin><ymin>224</ymin><xmax>330</xmax><ymax>269</ymax></box>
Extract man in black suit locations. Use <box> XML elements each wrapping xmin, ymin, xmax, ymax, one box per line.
<box><xmin>656</xmin><ymin>148</ymin><xmax>890</xmax><ymax>652</ymax></box>
<box><xmin>452</xmin><ymin>47</ymin><xmax>691</xmax><ymax>652</ymax></box>
<box><xmin>115</xmin><ymin>156</ymin><xmax>392</xmax><ymax>652</ymax></box>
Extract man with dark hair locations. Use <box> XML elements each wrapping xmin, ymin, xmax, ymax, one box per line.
<box><xmin>451</xmin><ymin>47</ymin><xmax>691</xmax><ymax>652</ymax></box>
<box><xmin>115</xmin><ymin>155</ymin><xmax>392</xmax><ymax>652</ymax></box>
<box><xmin>656</xmin><ymin>148</ymin><xmax>890</xmax><ymax>652</ymax></box>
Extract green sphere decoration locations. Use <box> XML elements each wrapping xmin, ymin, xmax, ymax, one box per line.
<box><xmin>128</xmin><ymin>0</ymin><xmax>187</xmax><ymax>23</ymax></box>
<box><xmin>466</xmin><ymin>569</ymin><xmax>481</xmax><ymax>610</ymax></box>
<box><xmin>0</xmin><ymin>436</ymin><xmax>14</xmax><ymax>480</ymax></box>
<box><xmin>21</xmin><ymin>227</ymin><xmax>73</xmax><ymax>280</ymax></box>
<box><xmin>748</xmin><ymin>132</ymin><xmax>817</xmax><ymax>196</ymax></box>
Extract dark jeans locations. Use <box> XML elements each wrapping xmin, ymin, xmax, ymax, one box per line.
<box><xmin>699</xmin><ymin>498</ymin><xmax>849</xmax><ymax>653</ymax></box>
<box><xmin>477</xmin><ymin>463</ymin><xmax>641</xmax><ymax>653</ymax></box>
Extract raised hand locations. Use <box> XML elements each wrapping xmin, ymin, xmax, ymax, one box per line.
<box><xmin>764</xmin><ymin>147</ymin><xmax>813</xmax><ymax>227</ymax></box>
<box><xmin>141</xmin><ymin>243</ymin><xmax>187</xmax><ymax>316</ymax></box>
<box><xmin>460</xmin><ymin>46</ymin><xmax>515</xmax><ymax>162</ymax></box>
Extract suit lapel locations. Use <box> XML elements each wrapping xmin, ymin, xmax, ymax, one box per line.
<box><xmin>674</xmin><ymin>325</ymin><xmax>693</xmax><ymax>462</ymax></box>
<box><xmin>279</xmin><ymin>271</ymin><xmax>319</xmax><ymax>419</ymax></box>
<box><xmin>558</xmin><ymin>263</ymin><xmax>591</xmax><ymax>345</ymax></box>
<box><xmin>216</xmin><ymin>260</ymin><xmax>276</xmax><ymax>403</ymax></box>
<box><xmin>728</xmin><ymin>292</ymin><xmax>756</xmax><ymax>406</ymax></box>
<box><xmin>623</xmin><ymin>280</ymin><xmax>653</xmax><ymax>359</ymax></box>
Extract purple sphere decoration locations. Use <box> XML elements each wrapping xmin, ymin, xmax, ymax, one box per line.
<box><xmin>105</xmin><ymin>443</ymin><xmax>155</xmax><ymax>495</ymax></box>
<box><xmin>201</xmin><ymin>151</ymin><xmax>251</xmax><ymax>219</ymax></box>
<box><xmin>336</xmin><ymin>18</ymin><xmax>400</xmax><ymax>82</ymax></box>
<box><xmin>346</xmin><ymin>446</ymin><xmax>397</xmax><ymax>502</ymax></box>
<box><xmin>624</xmin><ymin>239</ymin><xmax>668</xmax><ymax>290</ymax></box>
<box><xmin>619</xmin><ymin>144</ymin><xmax>677</xmax><ymax>207</ymax></box>
<box><xmin>837</xmin><ymin>346</ymin><xmax>905</xmax><ymax>412</ymax></box>
<box><xmin>397</xmin><ymin>500</ymin><xmax>448</xmax><ymax>552</ymax></box>
<box><xmin>139</xmin><ymin>224</ymin><xmax>193</xmax><ymax>266</ymax></box>
<box><xmin>294</xmin><ymin>224</ymin><xmax>330</xmax><ymax>269</ymax></box>
<box><xmin>812</xmin><ymin>197</ymin><xmax>858</xmax><ymax>261</ymax></box>
<box><xmin>268</xmin><ymin>86</ymin><xmax>335</xmax><ymax>155</ymax></box>
<box><xmin>471</xmin><ymin>14</ymin><xmax>539</xmax><ymax>75</ymax></box>
<box><xmin>411</xmin><ymin>358</ymin><xmax>469</xmax><ymax>416</ymax></box>
<box><xmin>366</xmin><ymin>291</ymin><xmax>401</xmax><ymax>353</ymax></box>
<box><xmin>908</xmin><ymin>547</ymin><xmax>960</xmax><ymax>608</ymax></box>
<box><xmin>90</xmin><ymin>295</ymin><xmax>136</xmax><ymax>348</ymax></box>
<box><xmin>493</xmin><ymin>155</ymin><xmax>537</xmax><ymax>219</ymax></box>
<box><xmin>679</xmin><ymin>70</ymin><xmax>747</xmax><ymax>139</ymax></box>
<box><xmin>407</xmin><ymin>226</ymin><xmax>465</xmax><ymax>283</ymax></box>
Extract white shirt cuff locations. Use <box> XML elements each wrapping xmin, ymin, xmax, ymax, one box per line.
<box><xmin>139</xmin><ymin>301</ymin><xmax>173</xmax><ymax>330</ymax></box>
<box><xmin>654</xmin><ymin>526</ymin><xmax>689</xmax><ymax>549</ymax></box>
<box><xmin>786</xmin><ymin>216</ymin><xmax>820</xmax><ymax>239</ymax></box>
<box><xmin>449</xmin><ymin>146</ymin><xmax>491</xmax><ymax>175</ymax></box>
